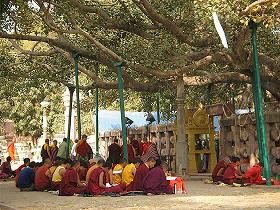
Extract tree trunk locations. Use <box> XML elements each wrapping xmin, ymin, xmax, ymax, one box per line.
<box><xmin>175</xmin><ymin>76</ymin><xmax>187</xmax><ymax>176</ymax></box>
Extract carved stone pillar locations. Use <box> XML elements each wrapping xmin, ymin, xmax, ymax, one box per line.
<box><xmin>175</xmin><ymin>76</ymin><xmax>187</xmax><ymax>176</ymax></box>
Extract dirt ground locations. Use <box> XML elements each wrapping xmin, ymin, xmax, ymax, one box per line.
<box><xmin>0</xmin><ymin>180</ymin><xmax>279</xmax><ymax>210</ymax></box>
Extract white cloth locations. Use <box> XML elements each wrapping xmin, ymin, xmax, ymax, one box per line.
<box><xmin>71</xmin><ymin>143</ymin><xmax>77</xmax><ymax>156</ymax></box>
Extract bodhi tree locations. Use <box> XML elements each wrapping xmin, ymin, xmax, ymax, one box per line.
<box><xmin>0</xmin><ymin>0</ymin><xmax>279</xmax><ymax>173</ymax></box>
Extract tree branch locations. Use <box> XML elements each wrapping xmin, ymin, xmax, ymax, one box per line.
<box><xmin>138</xmin><ymin>0</ymin><xmax>213</xmax><ymax>47</ymax></box>
<box><xmin>9</xmin><ymin>40</ymin><xmax>59</xmax><ymax>56</ymax></box>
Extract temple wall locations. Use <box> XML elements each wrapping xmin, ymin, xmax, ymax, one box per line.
<box><xmin>220</xmin><ymin>112</ymin><xmax>280</xmax><ymax>176</ymax></box>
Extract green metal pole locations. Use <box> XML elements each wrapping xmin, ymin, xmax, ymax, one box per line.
<box><xmin>251</xmin><ymin>76</ymin><xmax>263</xmax><ymax>165</ymax></box>
<box><xmin>156</xmin><ymin>92</ymin><xmax>160</xmax><ymax>124</ymax></box>
<box><xmin>250</xmin><ymin>21</ymin><xmax>271</xmax><ymax>186</ymax></box>
<box><xmin>95</xmin><ymin>64</ymin><xmax>99</xmax><ymax>156</ymax></box>
<box><xmin>66</xmin><ymin>86</ymin><xmax>75</xmax><ymax>159</ymax></box>
<box><xmin>73</xmin><ymin>53</ymin><xmax>82</xmax><ymax>140</ymax></box>
<box><xmin>115</xmin><ymin>62</ymin><xmax>128</xmax><ymax>160</ymax></box>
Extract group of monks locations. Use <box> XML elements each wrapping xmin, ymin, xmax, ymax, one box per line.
<box><xmin>41</xmin><ymin>134</ymin><xmax>93</xmax><ymax>164</ymax></box>
<box><xmin>7</xmin><ymin>134</ymin><xmax>177</xmax><ymax>196</ymax></box>
<box><xmin>212</xmin><ymin>155</ymin><xmax>278</xmax><ymax>185</ymax></box>
<box><xmin>11</xmin><ymin>155</ymin><xmax>173</xmax><ymax>196</ymax></box>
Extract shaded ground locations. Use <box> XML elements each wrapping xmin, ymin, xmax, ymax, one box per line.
<box><xmin>0</xmin><ymin>180</ymin><xmax>279</xmax><ymax>210</ymax></box>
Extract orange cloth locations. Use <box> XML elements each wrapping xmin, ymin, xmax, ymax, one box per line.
<box><xmin>7</xmin><ymin>143</ymin><xmax>15</xmax><ymax>160</ymax></box>
<box><xmin>169</xmin><ymin>177</ymin><xmax>186</xmax><ymax>194</ymax></box>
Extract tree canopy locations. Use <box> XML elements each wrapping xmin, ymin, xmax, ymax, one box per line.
<box><xmin>0</xmin><ymin>0</ymin><xmax>279</xmax><ymax>136</ymax></box>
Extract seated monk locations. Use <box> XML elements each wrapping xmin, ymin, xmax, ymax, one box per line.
<box><xmin>113</xmin><ymin>159</ymin><xmax>128</xmax><ymax>185</ymax></box>
<box><xmin>77</xmin><ymin>162</ymin><xmax>88</xmax><ymax>181</ymax></box>
<box><xmin>0</xmin><ymin>156</ymin><xmax>14</xmax><ymax>177</ymax></box>
<box><xmin>86</xmin><ymin>159</ymin><xmax>105</xmax><ymax>183</ymax></box>
<box><xmin>223</xmin><ymin>157</ymin><xmax>242</xmax><ymax>185</ymax></box>
<box><xmin>242</xmin><ymin>162</ymin><xmax>265</xmax><ymax>185</ymax></box>
<box><xmin>34</xmin><ymin>158</ymin><xmax>52</xmax><ymax>191</ymax></box>
<box><xmin>45</xmin><ymin>160</ymin><xmax>60</xmax><ymax>182</ymax></box>
<box><xmin>122</xmin><ymin>158</ymin><xmax>142</xmax><ymax>186</ymax></box>
<box><xmin>59</xmin><ymin>160</ymin><xmax>87</xmax><ymax>196</ymax></box>
<box><xmin>128</xmin><ymin>157</ymin><xmax>156</xmax><ymax>191</ymax></box>
<box><xmin>143</xmin><ymin>161</ymin><xmax>173</xmax><ymax>195</ymax></box>
<box><xmin>17</xmin><ymin>161</ymin><xmax>36</xmax><ymax>191</ymax></box>
<box><xmin>87</xmin><ymin>160</ymin><xmax>125</xmax><ymax>195</ymax></box>
<box><xmin>51</xmin><ymin>159</ymin><xmax>71</xmax><ymax>190</ymax></box>
<box><xmin>15</xmin><ymin>158</ymin><xmax>30</xmax><ymax>186</ymax></box>
<box><xmin>212</xmin><ymin>156</ymin><xmax>231</xmax><ymax>182</ymax></box>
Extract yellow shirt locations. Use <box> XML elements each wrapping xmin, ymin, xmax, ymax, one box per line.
<box><xmin>113</xmin><ymin>164</ymin><xmax>123</xmax><ymax>184</ymax></box>
<box><xmin>122</xmin><ymin>163</ymin><xmax>136</xmax><ymax>186</ymax></box>
<box><xmin>52</xmin><ymin>166</ymin><xmax>65</xmax><ymax>182</ymax></box>
<box><xmin>48</xmin><ymin>166</ymin><xmax>57</xmax><ymax>176</ymax></box>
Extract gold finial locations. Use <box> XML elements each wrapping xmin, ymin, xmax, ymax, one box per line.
<box><xmin>198</xmin><ymin>103</ymin><xmax>204</xmax><ymax>109</ymax></box>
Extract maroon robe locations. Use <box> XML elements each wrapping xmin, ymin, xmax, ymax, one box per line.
<box><xmin>121</xmin><ymin>144</ymin><xmax>135</xmax><ymax>162</ymax></box>
<box><xmin>59</xmin><ymin>168</ymin><xmax>86</xmax><ymax>196</ymax></box>
<box><xmin>34</xmin><ymin>165</ymin><xmax>50</xmax><ymax>191</ymax></box>
<box><xmin>223</xmin><ymin>163</ymin><xmax>240</xmax><ymax>185</ymax></box>
<box><xmin>143</xmin><ymin>166</ymin><xmax>173</xmax><ymax>195</ymax></box>
<box><xmin>108</xmin><ymin>143</ymin><xmax>121</xmax><ymax>164</ymax></box>
<box><xmin>212</xmin><ymin>160</ymin><xmax>227</xmax><ymax>182</ymax></box>
<box><xmin>76</xmin><ymin>141</ymin><xmax>92</xmax><ymax>158</ymax></box>
<box><xmin>87</xmin><ymin>167</ymin><xmax>125</xmax><ymax>195</ymax></box>
<box><xmin>242</xmin><ymin>164</ymin><xmax>265</xmax><ymax>185</ymax></box>
<box><xmin>129</xmin><ymin>163</ymin><xmax>149</xmax><ymax>191</ymax></box>
<box><xmin>50</xmin><ymin>146</ymin><xmax>59</xmax><ymax>162</ymax></box>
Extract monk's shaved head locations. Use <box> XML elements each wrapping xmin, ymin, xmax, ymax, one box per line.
<box><xmin>44</xmin><ymin>158</ymin><xmax>51</xmax><ymax>164</ymax></box>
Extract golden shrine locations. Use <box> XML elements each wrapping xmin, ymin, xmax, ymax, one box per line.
<box><xmin>186</xmin><ymin>105</ymin><xmax>216</xmax><ymax>174</ymax></box>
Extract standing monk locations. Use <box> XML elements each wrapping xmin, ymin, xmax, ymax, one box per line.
<box><xmin>50</xmin><ymin>140</ymin><xmax>59</xmax><ymax>162</ymax></box>
<box><xmin>34</xmin><ymin>158</ymin><xmax>52</xmax><ymax>191</ymax></box>
<box><xmin>141</xmin><ymin>137</ymin><xmax>151</xmax><ymax>155</ymax></box>
<box><xmin>129</xmin><ymin>157</ymin><xmax>156</xmax><ymax>191</ymax></box>
<box><xmin>57</xmin><ymin>138</ymin><xmax>68</xmax><ymax>160</ymax></box>
<box><xmin>59</xmin><ymin>161</ymin><xmax>87</xmax><ymax>196</ymax></box>
<box><xmin>121</xmin><ymin>139</ymin><xmax>135</xmax><ymax>163</ymax></box>
<box><xmin>41</xmin><ymin>139</ymin><xmax>51</xmax><ymax>161</ymax></box>
<box><xmin>108</xmin><ymin>138</ymin><xmax>122</xmax><ymax>164</ymax></box>
<box><xmin>7</xmin><ymin>141</ymin><xmax>15</xmax><ymax>161</ymax></box>
<box><xmin>87</xmin><ymin>161</ymin><xmax>125</xmax><ymax>195</ymax></box>
<box><xmin>76</xmin><ymin>134</ymin><xmax>93</xmax><ymax>165</ymax></box>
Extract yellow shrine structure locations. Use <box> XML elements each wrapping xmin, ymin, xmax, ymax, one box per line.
<box><xmin>186</xmin><ymin>105</ymin><xmax>216</xmax><ymax>174</ymax></box>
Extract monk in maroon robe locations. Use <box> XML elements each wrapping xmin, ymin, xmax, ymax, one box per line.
<box><xmin>76</xmin><ymin>135</ymin><xmax>93</xmax><ymax>162</ymax></box>
<box><xmin>129</xmin><ymin>157</ymin><xmax>156</xmax><ymax>191</ymax></box>
<box><xmin>223</xmin><ymin>157</ymin><xmax>242</xmax><ymax>185</ymax></box>
<box><xmin>242</xmin><ymin>163</ymin><xmax>265</xmax><ymax>185</ymax></box>
<box><xmin>212</xmin><ymin>156</ymin><xmax>230</xmax><ymax>182</ymax></box>
<box><xmin>121</xmin><ymin>141</ymin><xmax>135</xmax><ymax>163</ymax></box>
<box><xmin>87</xmin><ymin>161</ymin><xmax>125</xmax><ymax>195</ymax></box>
<box><xmin>34</xmin><ymin>158</ymin><xmax>52</xmax><ymax>191</ymax></box>
<box><xmin>59</xmin><ymin>161</ymin><xmax>87</xmax><ymax>196</ymax></box>
<box><xmin>108</xmin><ymin>138</ymin><xmax>121</xmax><ymax>164</ymax></box>
<box><xmin>143</xmin><ymin>162</ymin><xmax>173</xmax><ymax>195</ymax></box>
<box><xmin>141</xmin><ymin>138</ymin><xmax>151</xmax><ymax>155</ymax></box>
